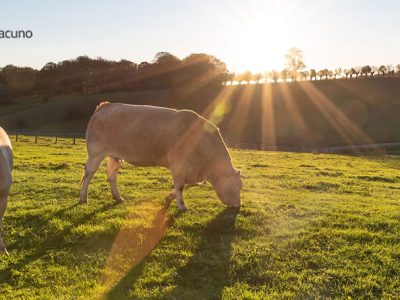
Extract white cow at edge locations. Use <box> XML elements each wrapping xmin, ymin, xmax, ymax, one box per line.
<box><xmin>0</xmin><ymin>127</ymin><xmax>13</xmax><ymax>255</ymax></box>
<box><xmin>79</xmin><ymin>102</ymin><xmax>242</xmax><ymax>210</ymax></box>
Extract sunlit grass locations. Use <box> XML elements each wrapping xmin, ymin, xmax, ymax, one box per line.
<box><xmin>0</xmin><ymin>138</ymin><xmax>399</xmax><ymax>299</ymax></box>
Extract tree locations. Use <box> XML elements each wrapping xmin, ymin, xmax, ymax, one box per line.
<box><xmin>386</xmin><ymin>64</ymin><xmax>393</xmax><ymax>77</ymax></box>
<box><xmin>267</xmin><ymin>70</ymin><xmax>279</xmax><ymax>83</ymax></box>
<box><xmin>396</xmin><ymin>64</ymin><xmax>400</xmax><ymax>75</ymax></box>
<box><xmin>242</xmin><ymin>71</ymin><xmax>253</xmax><ymax>84</ymax></box>
<box><xmin>234</xmin><ymin>73</ymin><xmax>243</xmax><ymax>85</ymax></box>
<box><xmin>361</xmin><ymin>65</ymin><xmax>371</xmax><ymax>77</ymax></box>
<box><xmin>280</xmin><ymin>69</ymin><xmax>289</xmax><ymax>82</ymax></box>
<box><xmin>254</xmin><ymin>72</ymin><xmax>263</xmax><ymax>84</ymax></box>
<box><xmin>153</xmin><ymin>52</ymin><xmax>180</xmax><ymax>65</ymax></box>
<box><xmin>309</xmin><ymin>69</ymin><xmax>317</xmax><ymax>80</ymax></box>
<box><xmin>378</xmin><ymin>65</ymin><xmax>387</xmax><ymax>76</ymax></box>
<box><xmin>333</xmin><ymin>68</ymin><xmax>342</xmax><ymax>79</ymax></box>
<box><xmin>322</xmin><ymin>69</ymin><xmax>329</xmax><ymax>80</ymax></box>
<box><xmin>181</xmin><ymin>53</ymin><xmax>228</xmax><ymax>87</ymax></box>
<box><xmin>225</xmin><ymin>72</ymin><xmax>235</xmax><ymax>85</ymax></box>
<box><xmin>0</xmin><ymin>83</ymin><xmax>12</xmax><ymax>105</ymax></box>
<box><xmin>354</xmin><ymin>67</ymin><xmax>361</xmax><ymax>78</ymax></box>
<box><xmin>344</xmin><ymin>69</ymin><xmax>351</xmax><ymax>79</ymax></box>
<box><xmin>350</xmin><ymin>67</ymin><xmax>360</xmax><ymax>78</ymax></box>
<box><xmin>370</xmin><ymin>66</ymin><xmax>377</xmax><ymax>77</ymax></box>
<box><xmin>284</xmin><ymin>47</ymin><xmax>306</xmax><ymax>81</ymax></box>
<box><xmin>317</xmin><ymin>70</ymin><xmax>325</xmax><ymax>80</ymax></box>
<box><xmin>0</xmin><ymin>65</ymin><xmax>37</xmax><ymax>94</ymax></box>
<box><xmin>299</xmin><ymin>71</ymin><xmax>308</xmax><ymax>81</ymax></box>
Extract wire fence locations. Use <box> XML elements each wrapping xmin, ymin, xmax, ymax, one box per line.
<box><xmin>7</xmin><ymin>130</ymin><xmax>400</xmax><ymax>154</ymax></box>
<box><xmin>8</xmin><ymin>130</ymin><xmax>85</xmax><ymax>145</ymax></box>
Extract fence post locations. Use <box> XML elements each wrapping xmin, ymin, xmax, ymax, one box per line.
<box><xmin>15</xmin><ymin>133</ymin><xmax>18</xmax><ymax>142</ymax></box>
<box><xmin>34</xmin><ymin>134</ymin><xmax>38</xmax><ymax>144</ymax></box>
<box><xmin>73</xmin><ymin>137</ymin><xmax>76</xmax><ymax>145</ymax></box>
<box><xmin>54</xmin><ymin>136</ymin><xmax>58</xmax><ymax>144</ymax></box>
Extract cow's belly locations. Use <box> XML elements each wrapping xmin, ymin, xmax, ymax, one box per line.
<box><xmin>107</xmin><ymin>143</ymin><xmax>170</xmax><ymax>168</ymax></box>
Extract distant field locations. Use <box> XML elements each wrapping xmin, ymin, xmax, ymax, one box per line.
<box><xmin>0</xmin><ymin>137</ymin><xmax>399</xmax><ymax>299</ymax></box>
<box><xmin>1</xmin><ymin>78</ymin><xmax>400</xmax><ymax>148</ymax></box>
<box><xmin>0</xmin><ymin>90</ymin><xmax>171</xmax><ymax>132</ymax></box>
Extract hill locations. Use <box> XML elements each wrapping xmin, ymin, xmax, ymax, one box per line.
<box><xmin>1</xmin><ymin>77</ymin><xmax>400</xmax><ymax>148</ymax></box>
<box><xmin>0</xmin><ymin>139</ymin><xmax>399</xmax><ymax>298</ymax></box>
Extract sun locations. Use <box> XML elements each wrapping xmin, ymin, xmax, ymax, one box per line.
<box><xmin>233</xmin><ymin>22</ymin><xmax>291</xmax><ymax>73</ymax></box>
<box><xmin>220</xmin><ymin>1</ymin><xmax>298</xmax><ymax>74</ymax></box>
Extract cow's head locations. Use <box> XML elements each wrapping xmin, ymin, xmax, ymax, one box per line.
<box><xmin>214</xmin><ymin>169</ymin><xmax>242</xmax><ymax>207</ymax></box>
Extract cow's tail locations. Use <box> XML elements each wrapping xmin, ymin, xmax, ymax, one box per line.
<box><xmin>96</xmin><ymin>101</ymin><xmax>110</xmax><ymax>111</ymax></box>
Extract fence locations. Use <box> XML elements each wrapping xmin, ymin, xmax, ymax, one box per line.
<box><xmin>8</xmin><ymin>130</ymin><xmax>85</xmax><ymax>145</ymax></box>
<box><xmin>7</xmin><ymin>130</ymin><xmax>400</xmax><ymax>154</ymax></box>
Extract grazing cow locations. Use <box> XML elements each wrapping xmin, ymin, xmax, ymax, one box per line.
<box><xmin>0</xmin><ymin>127</ymin><xmax>13</xmax><ymax>255</ymax></box>
<box><xmin>80</xmin><ymin>102</ymin><xmax>242</xmax><ymax>210</ymax></box>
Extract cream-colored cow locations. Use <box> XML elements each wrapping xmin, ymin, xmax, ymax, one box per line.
<box><xmin>80</xmin><ymin>102</ymin><xmax>242</xmax><ymax>210</ymax></box>
<box><xmin>0</xmin><ymin>127</ymin><xmax>13</xmax><ymax>255</ymax></box>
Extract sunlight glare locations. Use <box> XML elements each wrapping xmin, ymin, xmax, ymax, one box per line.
<box><xmin>222</xmin><ymin>1</ymin><xmax>297</xmax><ymax>73</ymax></box>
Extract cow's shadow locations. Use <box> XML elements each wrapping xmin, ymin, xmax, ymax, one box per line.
<box><xmin>106</xmin><ymin>207</ymin><xmax>239</xmax><ymax>299</ymax></box>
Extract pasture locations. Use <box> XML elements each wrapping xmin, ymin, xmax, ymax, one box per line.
<box><xmin>0</xmin><ymin>137</ymin><xmax>399</xmax><ymax>299</ymax></box>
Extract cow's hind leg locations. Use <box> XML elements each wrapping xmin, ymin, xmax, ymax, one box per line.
<box><xmin>80</xmin><ymin>154</ymin><xmax>104</xmax><ymax>204</ymax></box>
<box><xmin>165</xmin><ymin>191</ymin><xmax>176</xmax><ymax>207</ymax></box>
<box><xmin>106</xmin><ymin>156</ymin><xmax>124</xmax><ymax>203</ymax></box>
<box><xmin>0</xmin><ymin>188</ymin><xmax>10</xmax><ymax>255</ymax></box>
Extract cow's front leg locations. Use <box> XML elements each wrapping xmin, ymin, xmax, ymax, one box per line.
<box><xmin>172</xmin><ymin>173</ymin><xmax>187</xmax><ymax>211</ymax></box>
<box><xmin>174</xmin><ymin>183</ymin><xmax>187</xmax><ymax>211</ymax></box>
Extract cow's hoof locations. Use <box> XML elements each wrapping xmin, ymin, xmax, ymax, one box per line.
<box><xmin>178</xmin><ymin>205</ymin><xmax>188</xmax><ymax>211</ymax></box>
<box><xmin>115</xmin><ymin>197</ymin><xmax>124</xmax><ymax>204</ymax></box>
<box><xmin>0</xmin><ymin>244</ymin><xmax>9</xmax><ymax>256</ymax></box>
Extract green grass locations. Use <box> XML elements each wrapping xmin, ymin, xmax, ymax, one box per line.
<box><xmin>0</xmin><ymin>137</ymin><xmax>399</xmax><ymax>299</ymax></box>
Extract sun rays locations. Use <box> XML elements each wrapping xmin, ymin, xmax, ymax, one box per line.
<box><xmin>195</xmin><ymin>80</ymin><xmax>375</xmax><ymax>152</ymax></box>
<box><xmin>99</xmin><ymin>202</ymin><xmax>170</xmax><ymax>295</ymax></box>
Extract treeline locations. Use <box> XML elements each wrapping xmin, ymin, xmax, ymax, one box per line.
<box><xmin>229</xmin><ymin>48</ymin><xmax>400</xmax><ymax>84</ymax></box>
<box><xmin>229</xmin><ymin>64</ymin><xmax>400</xmax><ymax>85</ymax></box>
<box><xmin>1</xmin><ymin>48</ymin><xmax>400</xmax><ymax>105</ymax></box>
<box><xmin>0</xmin><ymin>52</ymin><xmax>228</xmax><ymax>104</ymax></box>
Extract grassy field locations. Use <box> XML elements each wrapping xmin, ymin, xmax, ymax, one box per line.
<box><xmin>0</xmin><ymin>137</ymin><xmax>399</xmax><ymax>299</ymax></box>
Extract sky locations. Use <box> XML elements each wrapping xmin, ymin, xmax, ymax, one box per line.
<box><xmin>0</xmin><ymin>0</ymin><xmax>399</xmax><ymax>72</ymax></box>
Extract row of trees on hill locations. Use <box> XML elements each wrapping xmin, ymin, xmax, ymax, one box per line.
<box><xmin>1</xmin><ymin>48</ymin><xmax>400</xmax><ymax>105</ymax></box>
<box><xmin>227</xmin><ymin>48</ymin><xmax>400</xmax><ymax>85</ymax></box>
<box><xmin>0</xmin><ymin>52</ymin><xmax>228</xmax><ymax>103</ymax></box>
